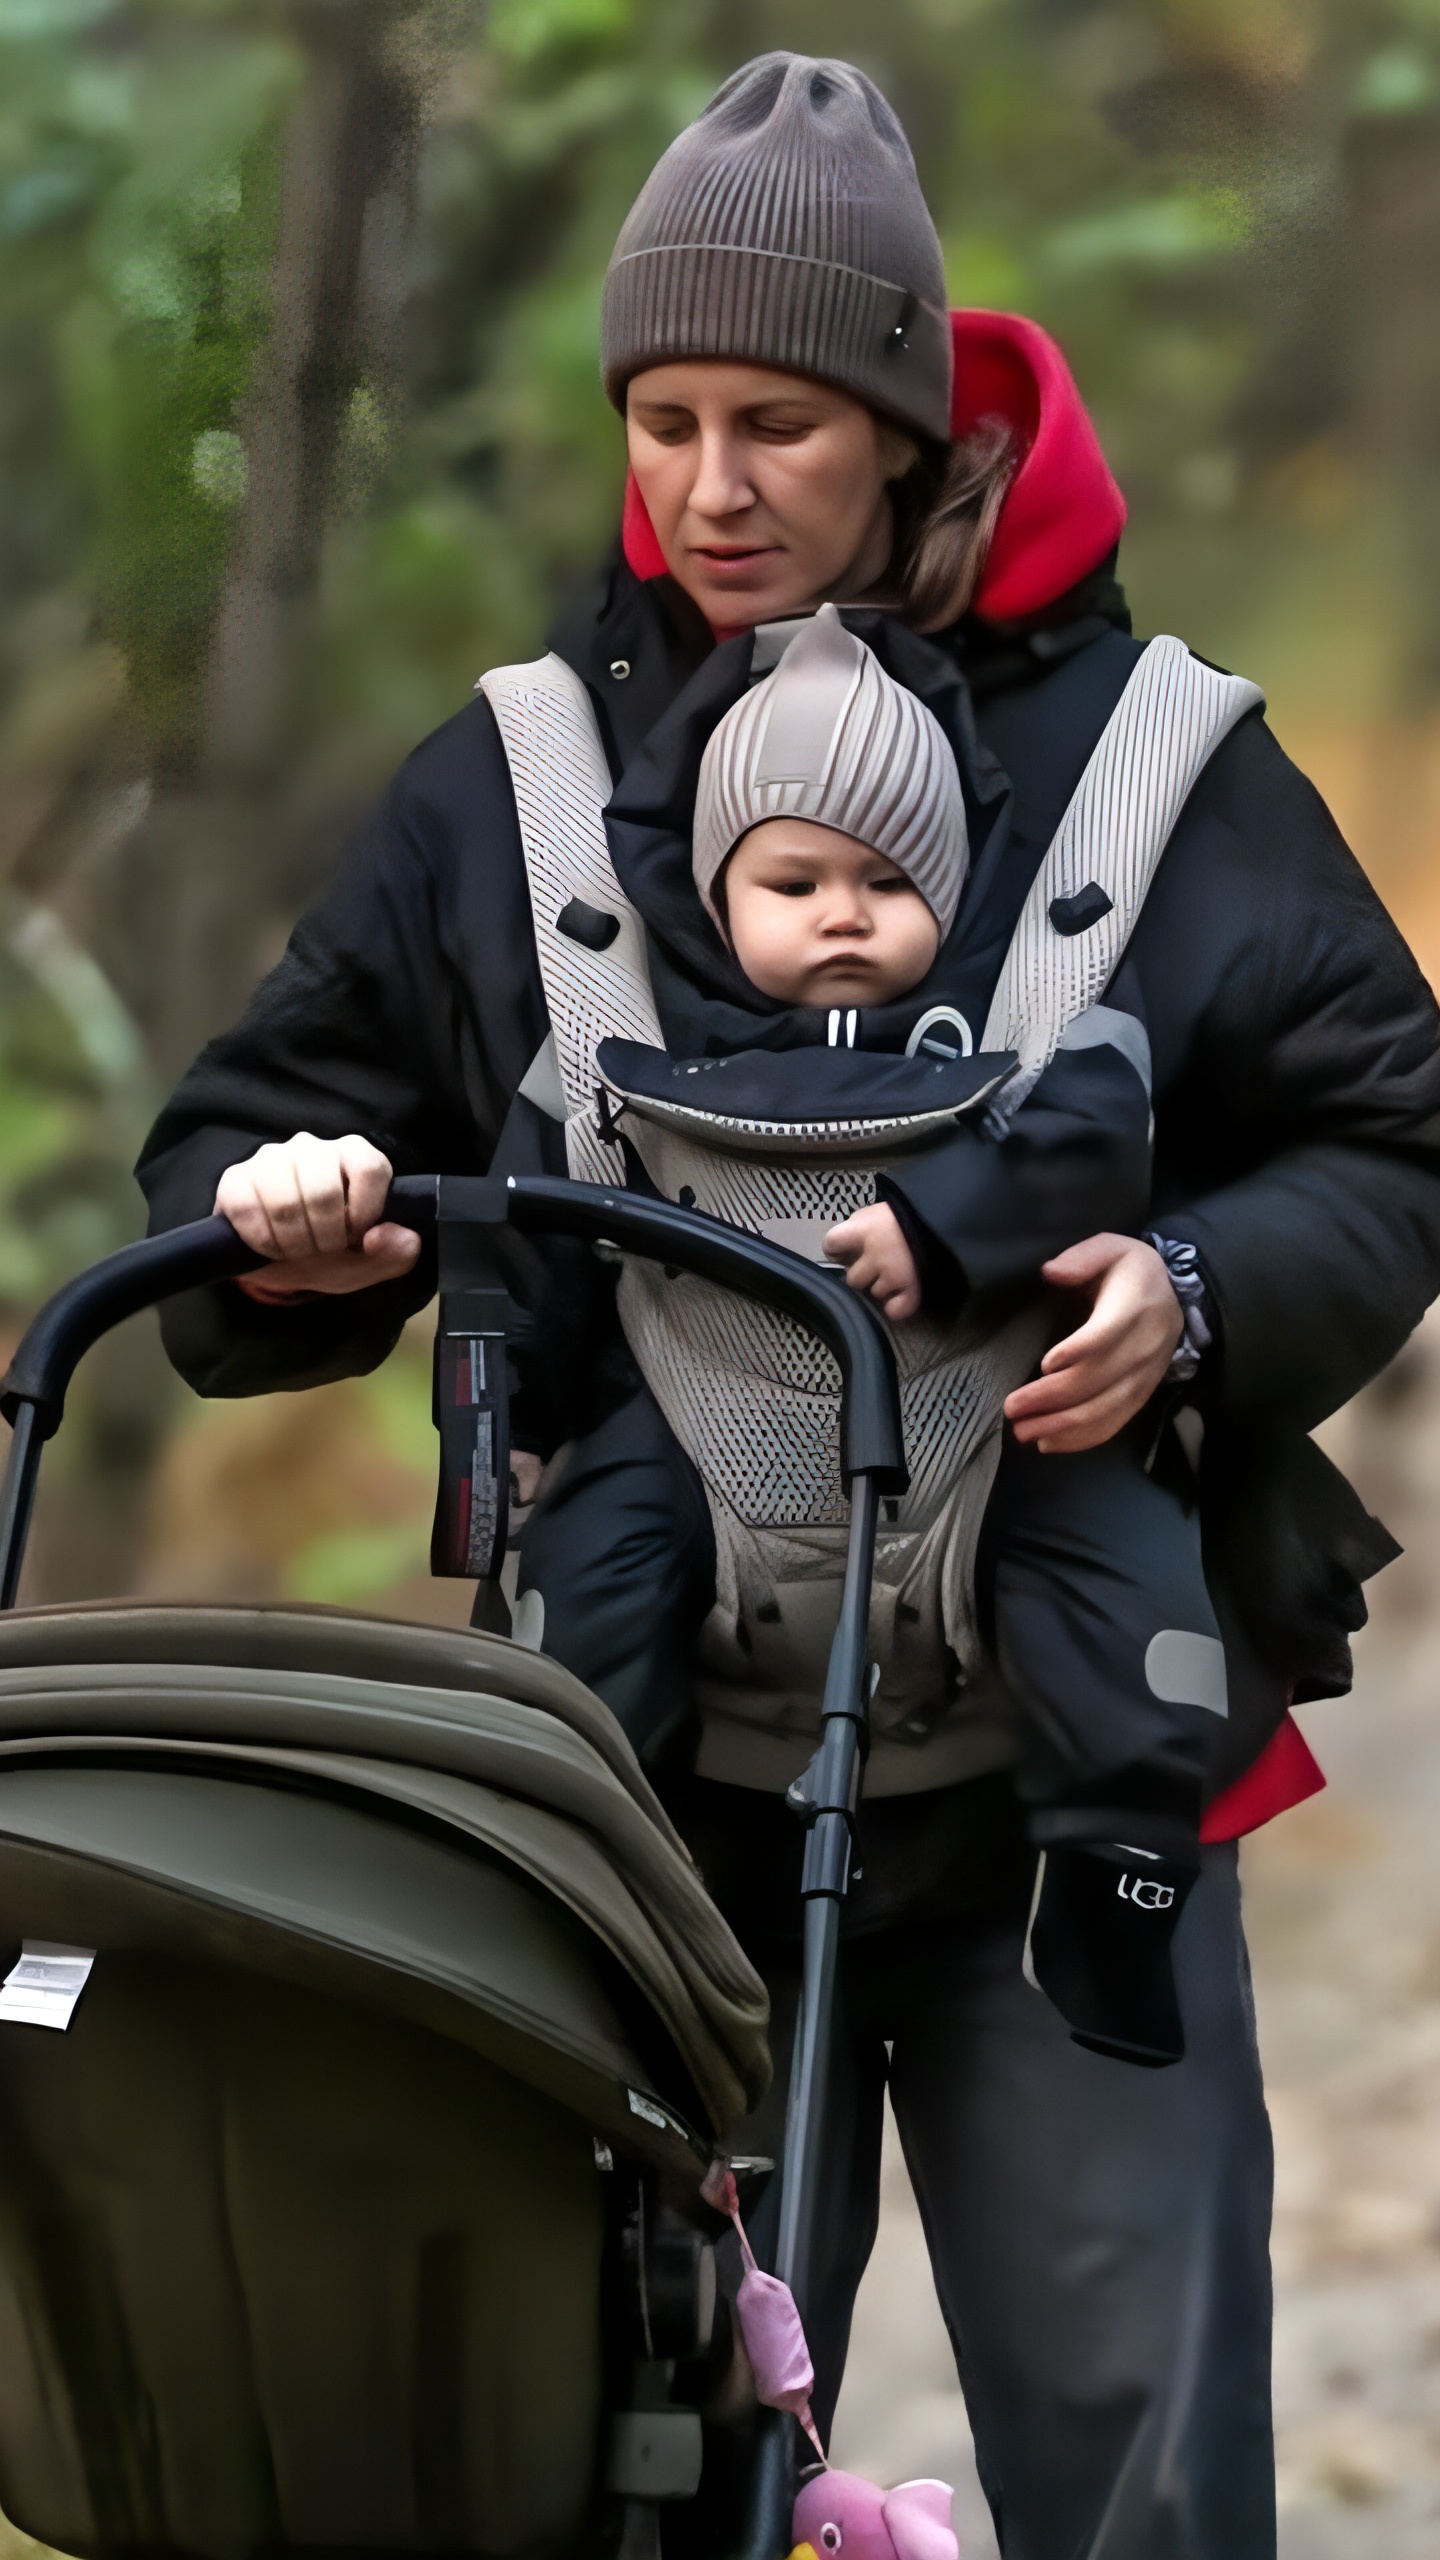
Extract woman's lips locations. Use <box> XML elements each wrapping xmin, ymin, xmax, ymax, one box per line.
<box><xmin>690</xmin><ymin>545</ymin><xmax>784</xmax><ymax>582</ymax></box>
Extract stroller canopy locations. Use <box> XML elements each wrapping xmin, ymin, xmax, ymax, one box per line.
<box><xmin>0</xmin><ymin>1602</ymin><xmax>770</xmax><ymax>2560</ymax></box>
<box><xmin>0</xmin><ymin>1601</ymin><xmax>770</xmax><ymax>2157</ymax></box>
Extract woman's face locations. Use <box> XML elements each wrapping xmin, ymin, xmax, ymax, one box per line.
<box><xmin>625</xmin><ymin>361</ymin><xmax>911</xmax><ymax>630</ymax></box>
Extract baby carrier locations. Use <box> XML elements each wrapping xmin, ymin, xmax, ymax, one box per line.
<box><xmin>0</xmin><ymin>1173</ymin><xmax>905</xmax><ymax>2560</ymax></box>
<box><xmin>480</xmin><ymin>632</ymin><xmax>1261</xmax><ymax>1786</ymax></box>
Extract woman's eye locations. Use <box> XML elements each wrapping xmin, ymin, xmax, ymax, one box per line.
<box><xmin>635</xmin><ymin>416</ymin><xmax>694</xmax><ymax>445</ymax></box>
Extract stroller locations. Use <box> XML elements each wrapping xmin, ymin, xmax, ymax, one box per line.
<box><xmin>0</xmin><ymin>1173</ymin><xmax>906</xmax><ymax>2560</ymax></box>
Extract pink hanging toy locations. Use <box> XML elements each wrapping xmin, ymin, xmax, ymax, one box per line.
<box><xmin>701</xmin><ymin>2163</ymin><xmax>825</xmax><ymax>2460</ymax></box>
<box><xmin>700</xmin><ymin>2165</ymin><xmax>962</xmax><ymax>2560</ymax></box>
<box><xmin>790</xmin><ymin>2470</ymin><xmax>959</xmax><ymax>2560</ymax></box>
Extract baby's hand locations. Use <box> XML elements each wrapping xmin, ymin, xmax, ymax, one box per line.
<box><xmin>823</xmin><ymin>1202</ymin><xmax>921</xmax><ymax>1322</ymax></box>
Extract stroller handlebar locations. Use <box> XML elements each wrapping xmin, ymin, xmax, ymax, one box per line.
<box><xmin>0</xmin><ymin>1172</ymin><xmax>901</xmax><ymax>1495</ymax></box>
<box><xmin>392</xmin><ymin>1172</ymin><xmax>907</xmax><ymax>1495</ymax></box>
<box><xmin>0</xmin><ymin>1214</ymin><xmax>262</xmax><ymax>1439</ymax></box>
<box><xmin>1</xmin><ymin>1175</ymin><xmax>907</xmax><ymax>1490</ymax></box>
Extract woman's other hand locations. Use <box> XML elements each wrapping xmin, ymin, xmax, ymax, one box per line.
<box><xmin>824</xmin><ymin>1201</ymin><xmax>921</xmax><ymax>1322</ymax></box>
<box><xmin>215</xmin><ymin>1134</ymin><xmax>422</xmax><ymax>1302</ymax></box>
<box><xmin>1004</xmin><ymin>1233</ymin><xmax>1183</xmax><ymax>1453</ymax></box>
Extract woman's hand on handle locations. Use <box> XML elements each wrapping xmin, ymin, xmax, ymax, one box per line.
<box><xmin>1004</xmin><ymin>1233</ymin><xmax>1183</xmax><ymax>1453</ymax></box>
<box><xmin>215</xmin><ymin>1134</ymin><xmax>422</xmax><ymax>1301</ymax></box>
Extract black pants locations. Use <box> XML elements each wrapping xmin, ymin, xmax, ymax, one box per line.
<box><xmin>514</xmin><ymin>1393</ymin><xmax>1277</xmax><ymax>2555</ymax></box>
<box><xmin>733</xmin><ymin>1842</ymin><xmax>1275</xmax><ymax>2560</ymax></box>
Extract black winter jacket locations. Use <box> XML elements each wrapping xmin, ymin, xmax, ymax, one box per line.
<box><xmin>138</xmin><ymin>554</ymin><xmax>1440</xmax><ymax>1761</ymax></box>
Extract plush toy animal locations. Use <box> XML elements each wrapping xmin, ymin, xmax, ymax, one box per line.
<box><xmin>789</xmin><ymin>2469</ymin><xmax>960</xmax><ymax>2560</ymax></box>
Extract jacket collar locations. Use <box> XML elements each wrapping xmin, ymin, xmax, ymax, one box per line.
<box><xmin>547</xmin><ymin>549</ymin><xmax>712</xmax><ymax>780</ymax></box>
<box><xmin>548</xmin><ymin>534</ymin><xmax>1131</xmax><ymax>767</ymax></box>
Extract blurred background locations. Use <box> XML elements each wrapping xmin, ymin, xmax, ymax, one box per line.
<box><xmin>1</xmin><ymin>1</ymin><xmax>1438</xmax><ymax>2552</ymax></box>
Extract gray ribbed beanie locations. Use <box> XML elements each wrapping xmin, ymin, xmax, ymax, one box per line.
<box><xmin>693</xmin><ymin>606</ymin><xmax>968</xmax><ymax>939</ymax></box>
<box><xmin>602</xmin><ymin>54</ymin><xmax>952</xmax><ymax>442</ymax></box>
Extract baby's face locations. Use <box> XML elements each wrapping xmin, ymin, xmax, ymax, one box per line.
<box><xmin>722</xmin><ymin>818</ymin><xmax>940</xmax><ymax>1009</ymax></box>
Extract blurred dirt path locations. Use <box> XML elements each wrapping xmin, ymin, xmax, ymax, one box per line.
<box><xmin>832</xmin><ymin>1326</ymin><xmax>1440</xmax><ymax>2557</ymax></box>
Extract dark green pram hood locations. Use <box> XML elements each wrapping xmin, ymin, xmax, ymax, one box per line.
<box><xmin>0</xmin><ymin>1601</ymin><xmax>769</xmax><ymax>2560</ymax></box>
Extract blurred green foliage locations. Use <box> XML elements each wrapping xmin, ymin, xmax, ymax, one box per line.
<box><xmin>3</xmin><ymin>2</ymin><xmax>1437</xmax><ymax>802</ymax></box>
<box><xmin>0</xmin><ymin>899</ymin><xmax>151</xmax><ymax>1300</ymax></box>
<box><xmin>282</xmin><ymin>1329</ymin><xmax>437</xmax><ymax>1604</ymax></box>
<box><xmin>6</xmin><ymin>0</ymin><xmax>1440</xmax><ymax>1591</ymax></box>
<box><xmin>0</xmin><ymin>1</ymin><xmax>295</xmax><ymax>765</ymax></box>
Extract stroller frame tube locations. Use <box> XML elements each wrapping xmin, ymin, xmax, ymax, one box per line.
<box><xmin>777</xmin><ymin>1476</ymin><xmax>880</xmax><ymax>2306</ymax></box>
<box><xmin>0</xmin><ymin>1173</ymin><xmax>906</xmax><ymax>2560</ymax></box>
<box><xmin>0</xmin><ymin>1400</ymin><xmax>40</xmax><ymax>1613</ymax></box>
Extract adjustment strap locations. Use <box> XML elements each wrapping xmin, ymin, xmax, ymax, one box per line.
<box><xmin>431</xmin><ymin>1295</ymin><xmax>511</xmax><ymax>1579</ymax></box>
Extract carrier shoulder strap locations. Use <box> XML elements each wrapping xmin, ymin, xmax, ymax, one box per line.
<box><xmin>477</xmin><ymin>651</ymin><xmax>662</xmax><ymax>1182</ymax></box>
<box><xmin>981</xmin><ymin>633</ymin><xmax>1263</xmax><ymax>1113</ymax></box>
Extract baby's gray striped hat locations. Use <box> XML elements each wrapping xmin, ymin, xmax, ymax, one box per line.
<box><xmin>693</xmin><ymin>606</ymin><xmax>968</xmax><ymax>937</ymax></box>
<box><xmin>601</xmin><ymin>54</ymin><xmax>952</xmax><ymax>443</ymax></box>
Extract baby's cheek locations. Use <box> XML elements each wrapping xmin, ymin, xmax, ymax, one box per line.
<box><xmin>727</xmin><ymin>897</ymin><xmax>818</xmax><ymax>1004</ymax></box>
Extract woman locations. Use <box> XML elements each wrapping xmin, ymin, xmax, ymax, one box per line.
<box><xmin>139</xmin><ymin>54</ymin><xmax>1440</xmax><ymax>2559</ymax></box>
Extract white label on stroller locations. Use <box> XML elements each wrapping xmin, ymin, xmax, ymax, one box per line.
<box><xmin>0</xmin><ymin>1943</ymin><xmax>94</xmax><ymax>2031</ymax></box>
<box><xmin>627</xmin><ymin>2088</ymin><xmax>669</xmax><ymax>2131</ymax></box>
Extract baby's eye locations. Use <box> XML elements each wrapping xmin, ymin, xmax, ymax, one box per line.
<box><xmin>820</xmin><ymin>2527</ymin><xmax>842</xmax><ymax>2552</ymax></box>
<box><xmin>869</xmin><ymin>876</ymin><xmax>909</xmax><ymax>893</ymax></box>
<box><xmin>772</xmin><ymin>880</ymin><xmax>817</xmax><ymax>897</ymax></box>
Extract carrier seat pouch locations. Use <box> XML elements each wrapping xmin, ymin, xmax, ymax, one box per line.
<box><xmin>478</xmin><ymin>641</ymin><xmax>1263</xmax><ymax>1795</ymax></box>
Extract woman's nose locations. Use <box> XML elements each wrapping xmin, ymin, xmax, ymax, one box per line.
<box><xmin>686</xmin><ymin>427</ymin><xmax>754</xmax><ymax>520</ymax></box>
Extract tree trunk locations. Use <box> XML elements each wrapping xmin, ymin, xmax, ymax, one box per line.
<box><xmin>19</xmin><ymin>3</ymin><xmax>422</xmax><ymax>1606</ymax></box>
<box><xmin>203</xmin><ymin>0</ymin><xmax>416</xmax><ymax>782</ymax></box>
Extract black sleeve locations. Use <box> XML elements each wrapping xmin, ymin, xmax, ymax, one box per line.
<box><xmin>136</xmin><ymin>698</ymin><xmax>547</xmax><ymax>1397</ymax></box>
<box><xmin>879</xmin><ymin>1041</ymin><xmax>1153</xmax><ymax>1301</ymax></box>
<box><xmin>1143</xmin><ymin>723</ymin><xmax>1440</xmax><ymax>1427</ymax></box>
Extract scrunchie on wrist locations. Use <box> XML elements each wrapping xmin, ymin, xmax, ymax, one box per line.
<box><xmin>1143</xmin><ymin>1232</ymin><xmax>1213</xmax><ymax>1384</ymax></box>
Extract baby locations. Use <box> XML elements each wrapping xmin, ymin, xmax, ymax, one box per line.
<box><xmin>689</xmin><ymin>602</ymin><xmax>969</xmax><ymax>1321</ymax></box>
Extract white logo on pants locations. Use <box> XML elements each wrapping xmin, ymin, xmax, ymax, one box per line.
<box><xmin>1119</xmin><ymin>1874</ymin><xmax>1175</xmax><ymax>1911</ymax></box>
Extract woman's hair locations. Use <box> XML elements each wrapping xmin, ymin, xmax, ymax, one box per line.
<box><xmin>861</xmin><ymin>417</ymin><xmax>1018</xmax><ymax>632</ymax></box>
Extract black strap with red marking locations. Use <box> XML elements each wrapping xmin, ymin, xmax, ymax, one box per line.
<box><xmin>431</xmin><ymin>1293</ymin><xmax>511</xmax><ymax>1579</ymax></box>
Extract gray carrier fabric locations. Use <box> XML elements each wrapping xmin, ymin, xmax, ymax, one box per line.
<box><xmin>483</xmin><ymin>633</ymin><xmax>1263</xmax><ymax>1794</ymax></box>
<box><xmin>0</xmin><ymin>1602</ymin><xmax>769</xmax><ymax>2560</ymax></box>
